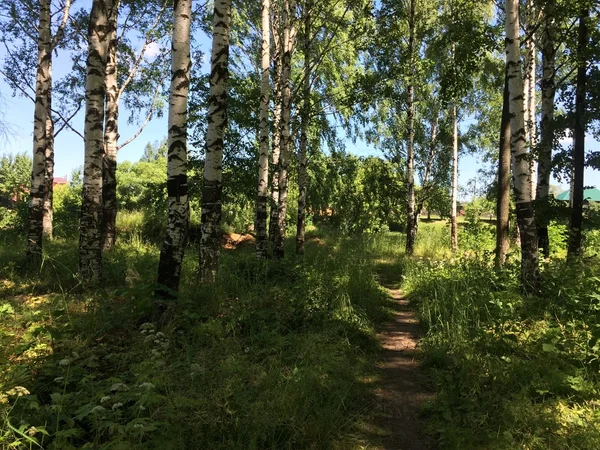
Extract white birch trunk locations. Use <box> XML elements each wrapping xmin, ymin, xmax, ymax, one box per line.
<box><xmin>200</xmin><ymin>0</ymin><xmax>232</xmax><ymax>282</ymax></box>
<box><xmin>26</xmin><ymin>0</ymin><xmax>51</xmax><ymax>265</ymax></box>
<box><xmin>274</xmin><ymin>0</ymin><xmax>296</xmax><ymax>258</ymax></box>
<box><xmin>156</xmin><ymin>0</ymin><xmax>192</xmax><ymax>295</ymax></box>
<box><xmin>256</xmin><ymin>0</ymin><xmax>270</xmax><ymax>259</ymax></box>
<box><xmin>451</xmin><ymin>103</ymin><xmax>458</xmax><ymax>252</ymax></box>
<box><xmin>269</xmin><ymin>6</ymin><xmax>282</xmax><ymax>251</ymax></box>
<box><xmin>79</xmin><ymin>0</ymin><xmax>114</xmax><ymax>281</ymax></box>
<box><xmin>102</xmin><ymin>2</ymin><xmax>119</xmax><ymax>251</ymax></box>
<box><xmin>505</xmin><ymin>0</ymin><xmax>539</xmax><ymax>292</ymax></box>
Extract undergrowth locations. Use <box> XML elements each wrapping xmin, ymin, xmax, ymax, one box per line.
<box><xmin>404</xmin><ymin>242</ymin><xmax>600</xmax><ymax>449</ymax></box>
<box><xmin>0</xmin><ymin>229</ymin><xmax>389</xmax><ymax>449</ymax></box>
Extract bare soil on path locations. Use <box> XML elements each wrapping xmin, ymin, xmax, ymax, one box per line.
<box><xmin>369</xmin><ymin>278</ymin><xmax>435</xmax><ymax>450</ymax></box>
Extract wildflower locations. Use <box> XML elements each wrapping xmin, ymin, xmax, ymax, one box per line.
<box><xmin>244</xmin><ymin>347</ymin><xmax>250</xmax><ymax>353</ymax></box>
<box><xmin>7</xmin><ymin>386</ymin><xmax>30</xmax><ymax>397</ymax></box>
<box><xmin>140</xmin><ymin>323</ymin><xmax>155</xmax><ymax>331</ymax></box>
<box><xmin>112</xmin><ymin>402</ymin><xmax>123</xmax><ymax>410</ymax></box>
<box><xmin>133</xmin><ymin>424</ymin><xmax>144</xmax><ymax>430</ymax></box>
<box><xmin>110</xmin><ymin>383</ymin><xmax>129</xmax><ymax>392</ymax></box>
<box><xmin>54</xmin><ymin>377</ymin><xmax>64</xmax><ymax>383</ymax></box>
<box><xmin>59</xmin><ymin>358</ymin><xmax>70</xmax><ymax>367</ymax></box>
<box><xmin>154</xmin><ymin>339</ymin><xmax>161</xmax><ymax>345</ymax></box>
<box><xmin>138</xmin><ymin>382</ymin><xmax>155</xmax><ymax>390</ymax></box>
<box><xmin>26</xmin><ymin>426</ymin><xmax>37</xmax><ymax>436</ymax></box>
<box><xmin>100</xmin><ymin>396</ymin><xmax>111</xmax><ymax>404</ymax></box>
<box><xmin>91</xmin><ymin>405</ymin><xmax>106</xmax><ymax>414</ymax></box>
<box><xmin>141</xmin><ymin>329</ymin><xmax>147</xmax><ymax>334</ymax></box>
<box><xmin>155</xmin><ymin>332</ymin><xmax>165</xmax><ymax>338</ymax></box>
<box><xmin>139</xmin><ymin>405</ymin><xmax>146</xmax><ymax>411</ymax></box>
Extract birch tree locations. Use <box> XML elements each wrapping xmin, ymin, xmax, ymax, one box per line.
<box><xmin>505</xmin><ymin>0</ymin><xmax>539</xmax><ymax>292</ymax></box>
<box><xmin>156</xmin><ymin>0</ymin><xmax>192</xmax><ymax>295</ymax></box>
<box><xmin>296</xmin><ymin>0</ymin><xmax>311</xmax><ymax>255</ymax></box>
<box><xmin>256</xmin><ymin>0</ymin><xmax>270</xmax><ymax>259</ymax></box>
<box><xmin>273</xmin><ymin>0</ymin><xmax>297</xmax><ymax>258</ymax></box>
<box><xmin>79</xmin><ymin>0</ymin><xmax>114</xmax><ymax>281</ymax></box>
<box><xmin>25</xmin><ymin>0</ymin><xmax>51</xmax><ymax>265</ymax></box>
<box><xmin>405</xmin><ymin>0</ymin><xmax>417</xmax><ymax>255</ymax></box>
<box><xmin>200</xmin><ymin>0</ymin><xmax>233</xmax><ymax>282</ymax></box>
<box><xmin>536</xmin><ymin>0</ymin><xmax>556</xmax><ymax>258</ymax></box>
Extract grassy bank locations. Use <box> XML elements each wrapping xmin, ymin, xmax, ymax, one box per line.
<box><xmin>0</xmin><ymin>229</ymin><xmax>393</xmax><ymax>450</ymax></box>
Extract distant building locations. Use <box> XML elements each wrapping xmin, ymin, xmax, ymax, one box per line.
<box><xmin>53</xmin><ymin>176</ymin><xmax>68</xmax><ymax>187</ymax></box>
<box><xmin>556</xmin><ymin>187</ymin><xmax>600</xmax><ymax>204</ymax></box>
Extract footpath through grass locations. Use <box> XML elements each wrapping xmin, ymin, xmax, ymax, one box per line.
<box><xmin>0</xmin><ymin>228</ymin><xmax>397</xmax><ymax>450</ymax></box>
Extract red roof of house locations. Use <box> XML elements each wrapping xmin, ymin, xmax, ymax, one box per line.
<box><xmin>53</xmin><ymin>177</ymin><xmax>68</xmax><ymax>185</ymax></box>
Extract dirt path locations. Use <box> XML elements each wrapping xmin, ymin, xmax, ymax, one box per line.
<box><xmin>370</xmin><ymin>282</ymin><xmax>435</xmax><ymax>450</ymax></box>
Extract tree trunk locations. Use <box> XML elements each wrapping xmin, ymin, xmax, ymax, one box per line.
<box><xmin>256</xmin><ymin>0</ymin><xmax>270</xmax><ymax>259</ymax></box>
<box><xmin>296</xmin><ymin>0</ymin><xmax>311</xmax><ymax>255</ymax></box>
<box><xmin>268</xmin><ymin>8</ymin><xmax>282</xmax><ymax>252</ymax></box>
<box><xmin>524</xmin><ymin>0</ymin><xmax>537</xmax><ymax>199</ymax></box>
<box><xmin>505</xmin><ymin>0</ymin><xmax>539</xmax><ymax>293</ymax></box>
<box><xmin>200</xmin><ymin>0</ymin><xmax>232</xmax><ymax>282</ymax></box>
<box><xmin>102</xmin><ymin>3</ymin><xmax>119</xmax><ymax>251</ymax></box>
<box><xmin>274</xmin><ymin>0</ymin><xmax>296</xmax><ymax>259</ymax></box>
<box><xmin>496</xmin><ymin>62</ymin><xmax>511</xmax><ymax>268</ymax></box>
<box><xmin>451</xmin><ymin>103</ymin><xmax>458</xmax><ymax>252</ymax></box>
<box><xmin>43</xmin><ymin>61</ymin><xmax>54</xmax><ymax>241</ymax></box>
<box><xmin>26</xmin><ymin>0</ymin><xmax>51</xmax><ymax>266</ymax></box>
<box><xmin>567</xmin><ymin>8</ymin><xmax>589</xmax><ymax>260</ymax></box>
<box><xmin>536</xmin><ymin>0</ymin><xmax>556</xmax><ymax>258</ymax></box>
<box><xmin>79</xmin><ymin>0</ymin><xmax>113</xmax><ymax>281</ymax></box>
<box><xmin>405</xmin><ymin>0</ymin><xmax>416</xmax><ymax>255</ymax></box>
<box><xmin>156</xmin><ymin>0</ymin><xmax>192</xmax><ymax>294</ymax></box>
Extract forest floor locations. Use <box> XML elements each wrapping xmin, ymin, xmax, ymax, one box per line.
<box><xmin>370</xmin><ymin>274</ymin><xmax>434</xmax><ymax>450</ymax></box>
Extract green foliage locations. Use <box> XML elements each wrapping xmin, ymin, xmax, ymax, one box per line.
<box><xmin>0</xmin><ymin>229</ymin><xmax>389</xmax><ymax>449</ymax></box>
<box><xmin>309</xmin><ymin>152</ymin><xmax>404</xmax><ymax>233</ymax></box>
<box><xmin>403</xmin><ymin>237</ymin><xmax>600</xmax><ymax>449</ymax></box>
<box><xmin>0</xmin><ymin>152</ymin><xmax>30</xmax><ymax>205</ymax></box>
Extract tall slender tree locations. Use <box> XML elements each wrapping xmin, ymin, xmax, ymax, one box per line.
<box><xmin>536</xmin><ymin>0</ymin><xmax>556</xmax><ymax>258</ymax></box>
<box><xmin>156</xmin><ymin>0</ymin><xmax>192</xmax><ymax>294</ymax></box>
<box><xmin>567</xmin><ymin>6</ymin><xmax>589</xmax><ymax>260</ymax></box>
<box><xmin>102</xmin><ymin>0</ymin><xmax>120</xmax><ymax>251</ymax></box>
<box><xmin>405</xmin><ymin>0</ymin><xmax>417</xmax><ymax>255</ymax></box>
<box><xmin>200</xmin><ymin>0</ymin><xmax>233</xmax><ymax>282</ymax></box>
<box><xmin>79</xmin><ymin>0</ymin><xmax>115</xmax><ymax>281</ymax></box>
<box><xmin>256</xmin><ymin>0</ymin><xmax>271</xmax><ymax>259</ymax></box>
<box><xmin>450</xmin><ymin>101</ymin><xmax>458</xmax><ymax>252</ymax></box>
<box><xmin>269</xmin><ymin>4</ymin><xmax>283</xmax><ymax>252</ymax></box>
<box><xmin>296</xmin><ymin>0</ymin><xmax>311</xmax><ymax>255</ymax></box>
<box><xmin>524</xmin><ymin>0</ymin><xmax>537</xmax><ymax>198</ymax></box>
<box><xmin>496</xmin><ymin>62</ymin><xmax>511</xmax><ymax>268</ymax></box>
<box><xmin>273</xmin><ymin>0</ymin><xmax>296</xmax><ymax>258</ymax></box>
<box><xmin>505</xmin><ymin>0</ymin><xmax>539</xmax><ymax>292</ymax></box>
<box><xmin>26</xmin><ymin>0</ymin><xmax>51</xmax><ymax>266</ymax></box>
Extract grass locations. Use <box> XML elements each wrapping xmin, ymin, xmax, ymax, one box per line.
<box><xmin>3</xmin><ymin>216</ymin><xmax>600</xmax><ymax>449</ymax></box>
<box><xmin>0</xmin><ymin>226</ymin><xmax>393</xmax><ymax>449</ymax></box>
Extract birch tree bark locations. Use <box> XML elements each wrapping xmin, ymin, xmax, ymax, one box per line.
<box><xmin>451</xmin><ymin>103</ymin><xmax>459</xmax><ymax>253</ymax></box>
<box><xmin>200</xmin><ymin>0</ymin><xmax>232</xmax><ymax>282</ymax></box>
<box><xmin>269</xmin><ymin>6</ymin><xmax>282</xmax><ymax>252</ymax></box>
<box><xmin>79</xmin><ymin>0</ymin><xmax>114</xmax><ymax>281</ymax></box>
<box><xmin>505</xmin><ymin>0</ymin><xmax>539</xmax><ymax>292</ymax></box>
<box><xmin>256</xmin><ymin>0</ymin><xmax>270</xmax><ymax>259</ymax></box>
<box><xmin>536</xmin><ymin>0</ymin><xmax>556</xmax><ymax>258</ymax></box>
<box><xmin>496</xmin><ymin>63</ymin><xmax>511</xmax><ymax>268</ymax></box>
<box><xmin>274</xmin><ymin>0</ymin><xmax>296</xmax><ymax>259</ymax></box>
<box><xmin>405</xmin><ymin>0</ymin><xmax>416</xmax><ymax>255</ymax></box>
<box><xmin>26</xmin><ymin>0</ymin><xmax>51</xmax><ymax>265</ymax></box>
<box><xmin>156</xmin><ymin>0</ymin><xmax>192</xmax><ymax>294</ymax></box>
<box><xmin>567</xmin><ymin>7</ymin><xmax>589</xmax><ymax>260</ymax></box>
<box><xmin>524</xmin><ymin>0</ymin><xmax>537</xmax><ymax>199</ymax></box>
<box><xmin>102</xmin><ymin>1</ymin><xmax>120</xmax><ymax>251</ymax></box>
<box><xmin>296</xmin><ymin>0</ymin><xmax>311</xmax><ymax>255</ymax></box>
<box><xmin>43</xmin><ymin>61</ymin><xmax>54</xmax><ymax>240</ymax></box>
